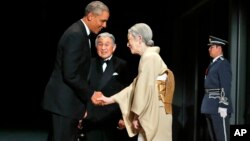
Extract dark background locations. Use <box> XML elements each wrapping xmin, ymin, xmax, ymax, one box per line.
<box><xmin>1</xmin><ymin>0</ymin><xmax>249</xmax><ymax>141</ymax></box>
<box><xmin>1</xmin><ymin>0</ymin><xmax>177</xmax><ymax>130</ymax></box>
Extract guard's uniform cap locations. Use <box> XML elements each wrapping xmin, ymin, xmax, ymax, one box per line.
<box><xmin>207</xmin><ymin>35</ymin><xmax>228</xmax><ymax>46</ymax></box>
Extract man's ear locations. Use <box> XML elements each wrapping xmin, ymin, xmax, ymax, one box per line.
<box><xmin>87</xmin><ymin>12</ymin><xmax>94</xmax><ymax>21</ymax></box>
<box><xmin>112</xmin><ymin>44</ymin><xmax>117</xmax><ymax>52</ymax></box>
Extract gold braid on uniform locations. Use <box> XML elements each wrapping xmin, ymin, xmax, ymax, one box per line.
<box><xmin>219</xmin><ymin>88</ymin><xmax>229</xmax><ymax>105</ymax></box>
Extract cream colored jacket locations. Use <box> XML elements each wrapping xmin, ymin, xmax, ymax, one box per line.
<box><xmin>112</xmin><ymin>47</ymin><xmax>174</xmax><ymax>141</ymax></box>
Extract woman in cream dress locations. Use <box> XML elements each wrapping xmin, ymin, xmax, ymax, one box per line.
<box><xmin>93</xmin><ymin>23</ymin><xmax>174</xmax><ymax>141</ymax></box>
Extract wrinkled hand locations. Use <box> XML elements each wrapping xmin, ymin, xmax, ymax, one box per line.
<box><xmin>218</xmin><ymin>107</ymin><xmax>227</xmax><ymax>118</ymax></box>
<box><xmin>91</xmin><ymin>91</ymin><xmax>104</xmax><ymax>105</ymax></box>
<box><xmin>96</xmin><ymin>95</ymin><xmax>115</xmax><ymax>106</ymax></box>
<box><xmin>117</xmin><ymin>119</ymin><xmax>126</xmax><ymax>130</ymax></box>
<box><xmin>132</xmin><ymin>119</ymin><xmax>141</xmax><ymax>130</ymax></box>
<box><xmin>132</xmin><ymin>115</ymin><xmax>141</xmax><ymax>130</ymax></box>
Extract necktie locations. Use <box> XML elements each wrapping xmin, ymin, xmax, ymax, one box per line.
<box><xmin>102</xmin><ymin>60</ymin><xmax>109</xmax><ymax>72</ymax></box>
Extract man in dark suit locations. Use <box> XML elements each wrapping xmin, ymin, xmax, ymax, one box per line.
<box><xmin>201</xmin><ymin>35</ymin><xmax>233</xmax><ymax>141</ymax></box>
<box><xmin>42</xmin><ymin>1</ymin><xmax>110</xmax><ymax>141</ymax></box>
<box><xmin>79</xmin><ymin>32</ymin><xmax>136</xmax><ymax>141</ymax></box>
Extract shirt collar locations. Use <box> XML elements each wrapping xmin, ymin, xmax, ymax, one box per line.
<box><xmin>104</xmin><ymin>55</ymin><xmax>113</xmax><ymax>61</ymax></box>
<box><xmin>81</xmin><ymin>19</ymin><xmax>91</xmax><ymax>36</ymax></box>
<box><xmin>213</xmin><ymin>55</ymin><xmax>223</xmax><ymax>62</ymax></box>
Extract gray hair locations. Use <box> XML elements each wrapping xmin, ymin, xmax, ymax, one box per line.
<box><xmin>95</xmin><ymin>32</ymin><xmax>116</xmax><ymax>46</ymax></box>
<box><xmin>128</xmin><ymin>23</ymin><xmax>154</xmax><ymax>46</ymax></box>
<box><xmin>85</xmin><ymin>1</ymin><xmax>109</xmax><ymax>16</ymax></box>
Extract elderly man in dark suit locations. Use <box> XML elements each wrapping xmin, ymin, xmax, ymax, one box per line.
<box><xmin>78</xmin><ymin>32</ymin><xmax>136</xmax><ymax>141</ymax></box>
<box><xmin>42</xmin><ymin>1</ymin><xmax>110</xmax><ymax>141</ymax></box>
<box><xmin>201</xmin><ymin>35</ymin><xmax>233</xmax><ymax>141</ymax></box>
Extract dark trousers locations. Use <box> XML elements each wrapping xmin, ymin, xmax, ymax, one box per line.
<box><xmin>205</xmin><ymin>114</ymin><xmax>230</xmax><ymax>141</ymax></box>
<box><xmin>47</xmin><ymin>113</ymin><xmax>79</xmax><ymax>141</ymax></box>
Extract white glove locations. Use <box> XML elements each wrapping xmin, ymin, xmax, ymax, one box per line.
<box><xmin>218</xmin><ymin>107</ymin><xmax>227</xmax><ymax>118</ymax></box>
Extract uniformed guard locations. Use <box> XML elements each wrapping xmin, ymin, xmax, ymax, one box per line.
<box><xmin>201</xmin><ymin>35</ymin><xmax>233</xmax><ymax>141</ymax></box>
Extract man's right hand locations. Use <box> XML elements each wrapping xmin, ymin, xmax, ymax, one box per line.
<box><xmin>117</xmin><ymin>119</ymin><xmax>126</xmax><ymax>130</ymax></box>
<box><xmin>91</xmin><ymin>91</ymin><xmax>104</xmax><ymax>105</ymax></box>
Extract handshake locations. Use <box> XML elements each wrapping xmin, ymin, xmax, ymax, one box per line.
<box><xmin>91</xmin><ymin>91</ymin><xmax>104</xmax><ymax>105</ymax></box>
<box><xmin>91</xmin><ymin>91</ymin><xmax>115</xmax><ymax>106</ymax></box>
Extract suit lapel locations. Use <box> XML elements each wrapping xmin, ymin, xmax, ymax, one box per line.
<box><xmin>88</xmin><ymin>59</ymin><xmax>102</xmax><ymax>90</ymax></box>
<box><xmin>98</xmin><ymin>58</ymin><xmax>117</xmax><ymax>90</ymax></box>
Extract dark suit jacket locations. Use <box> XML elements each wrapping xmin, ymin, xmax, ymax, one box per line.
<box><xmin>83</xmin><ymin>56</ymin><xmax>130</xmax><ymax>141</ymax></box>
<box><xmin>42</xmin><ymin>20</ymin><xmax>94</xmax><ymax>119</ymax></box>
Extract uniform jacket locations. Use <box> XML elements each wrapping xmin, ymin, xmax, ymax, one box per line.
<box><xmin>42</xmin><ymin>20</ymin><xmax>94</xmax><ymax>119</ymax></box>
<box><xmin>201</xmin><ymin>56</ymin><xmax>233</xmax><ymax>114</ymax></box>
<box><xmin>112</xmin><ymin>47</ymin><xmax>169</xmax><ymax>141</ymax></box>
